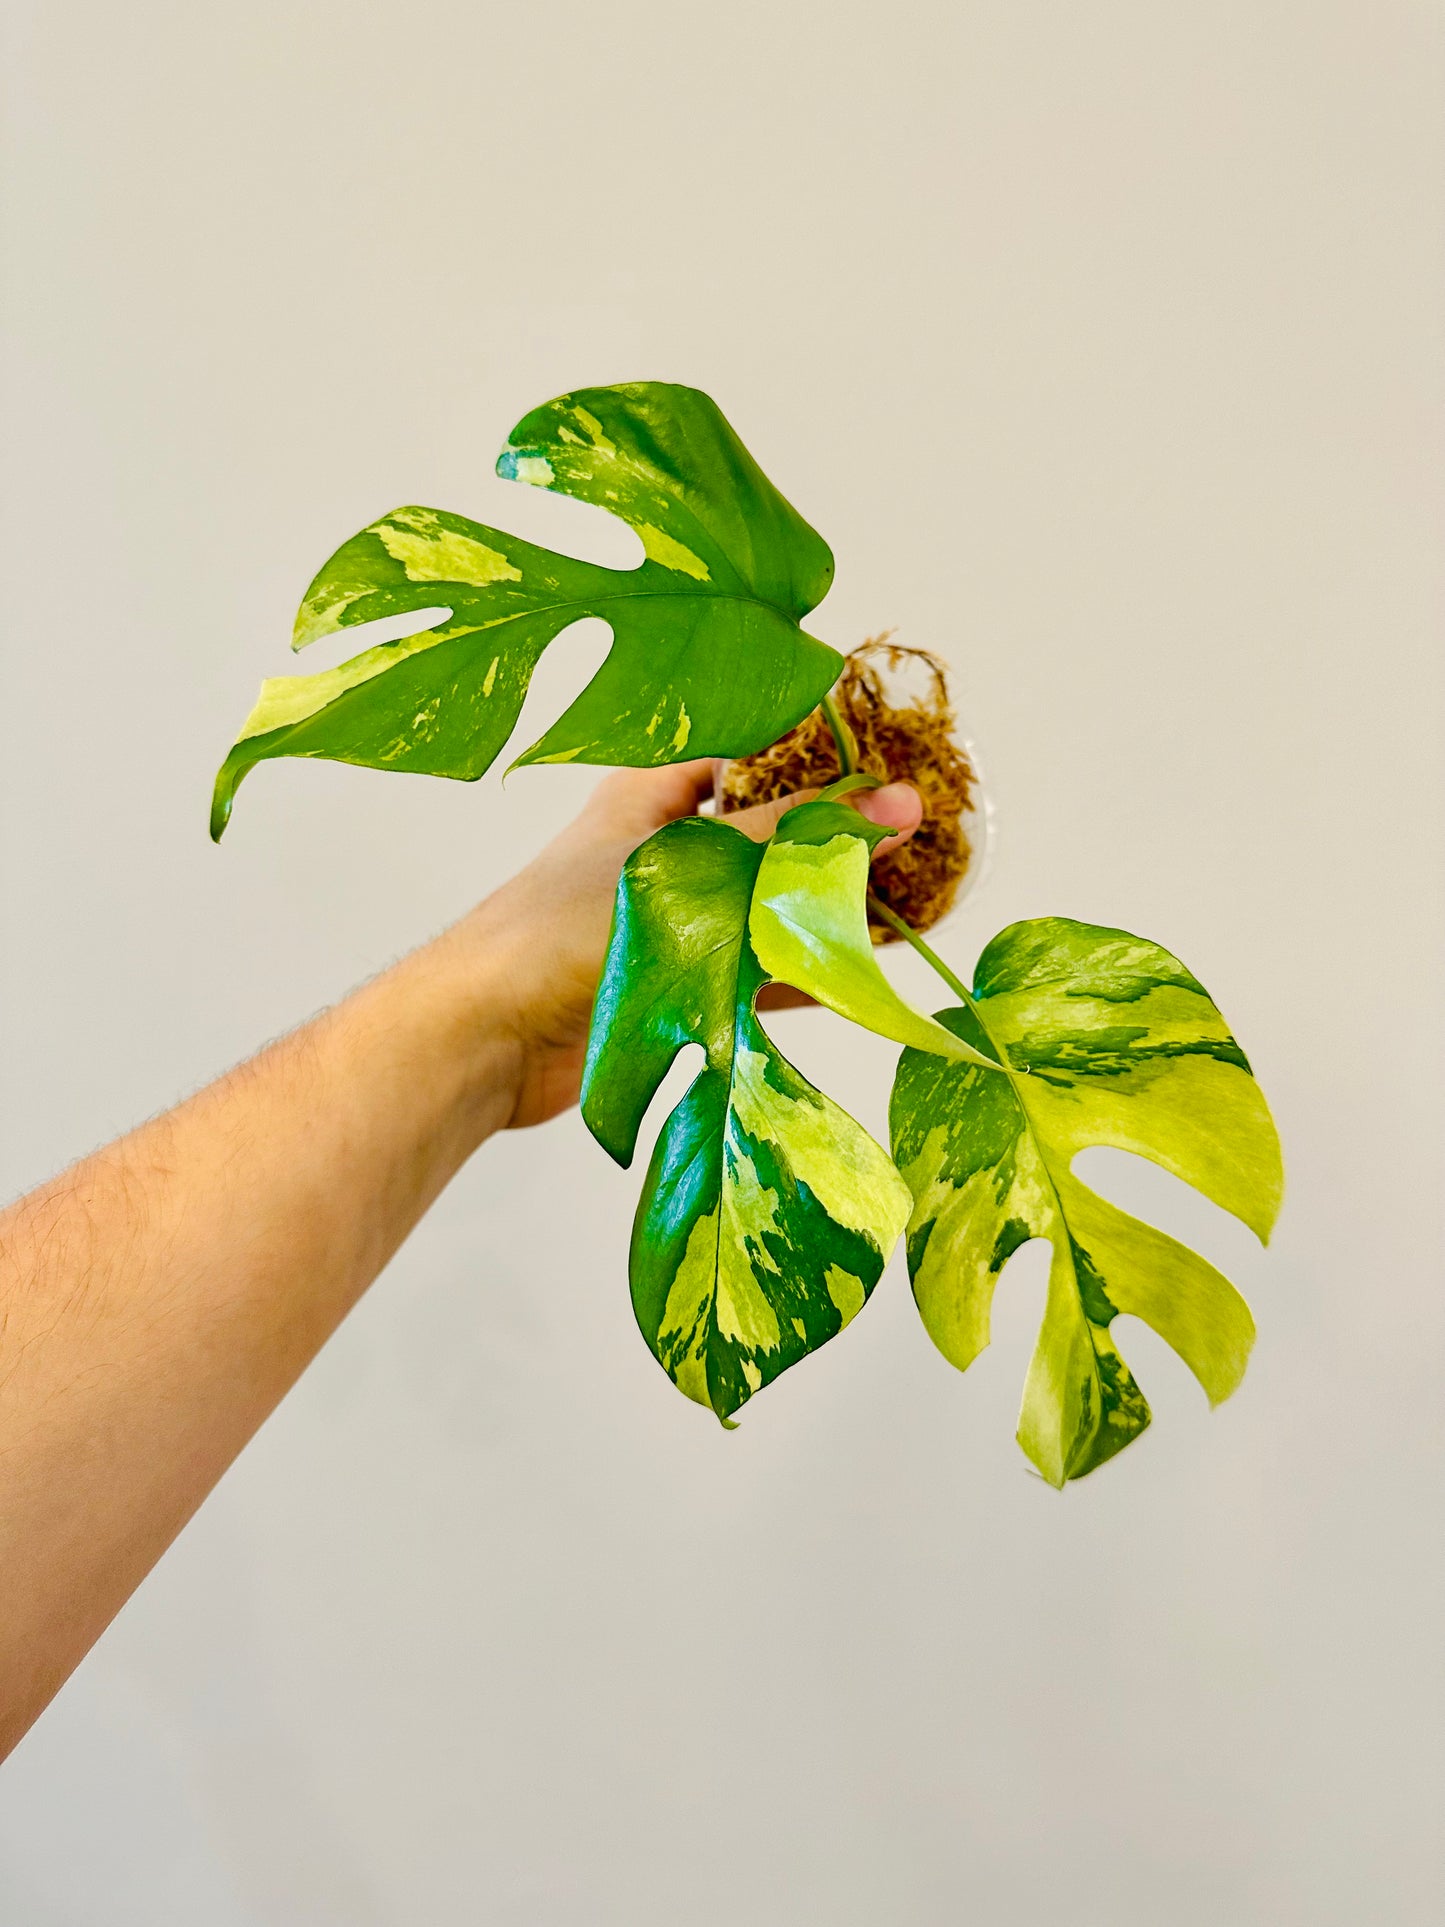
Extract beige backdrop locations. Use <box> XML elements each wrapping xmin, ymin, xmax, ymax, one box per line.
<box><xmin>2</xmin><ymin>3</ymin><xmax>1441</xmax><ymax>1922</ymax></box>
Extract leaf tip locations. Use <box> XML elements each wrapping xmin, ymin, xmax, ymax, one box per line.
<box><xmin>579</xmin><ymin>1103</ymin><xmax>636</xmax><ymax>1171</ymax></box>
<box><xmin>1257</xmin><ymin>1164</ymin><xmax>1286</xmax><ymax>1248</ymax></box>
<box><xmin>495</xmin><ymin>444</ymin><xmax>555</xmax><ymax>490</ymax></box>
<box><xmin>209</xmin><ymin>758</ymin><xmax>241</xmax><ymax>842</ymax></box>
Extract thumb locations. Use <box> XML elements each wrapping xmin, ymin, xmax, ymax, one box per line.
<box><xmin>720</xmin><ymin>780</ymin><xmax>923</xmax><ymax>858</ymax></box>
<box><xmin>851</xmin><ymin>781</ymin><xmax>925</xmax><ymax>855</ymax></box>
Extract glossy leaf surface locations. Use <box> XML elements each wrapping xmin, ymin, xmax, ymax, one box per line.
<box><xmin>211</xmin><ymin>383</ymin><xmax>842</xmax><ymax>837</ymax></box>
<box><xmin>583</xmin><ymin>815</ymin><xmax>911</xmax><ymax>1423</ymax></box>
<box><xmin>750</xmin><ymin>800</ymin><xmax>999</xmax><ymax>1068</ymax></box>
<box><xmin>889</xmin><ymin>918</ymin><xmax>1283</xmax><ymax>1484</ymax></box>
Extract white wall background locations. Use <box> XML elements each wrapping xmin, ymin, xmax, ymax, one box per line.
<box><xmin>2</xmin><ymin>3</ymin><xmax>1441</xmax><ymax>1921</ymax></box>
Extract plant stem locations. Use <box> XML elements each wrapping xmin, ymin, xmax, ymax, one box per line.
<box><xmin>865</xmin><ymin>893</ymin><xmax>972</xmax><ymax>1004</ymax></box>
<box><xmin>868</xmin><ymin>891</ymin><xmax>1012</xmax><ymax>1073</ymax></box>
<box><xmin>817</xmin><ymin>772</ymin><xmax>883</xmax><ymax>802</ymax></box>
<box><xmin>821</xmin><ymin>691</ymin><xmax>859</xmax><ymax>775</ymax></box>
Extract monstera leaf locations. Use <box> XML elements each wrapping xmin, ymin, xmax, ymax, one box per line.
<box><xmin>889</xmin><ymin>919</ymin><xmax>1284</xmax><ymax>1485</ymax></box>
<box><xmin>210</xmin><ymin>383</ymin><xmax>842</xmax><ymax>838</ymax></box>
<box><xmin>583</xmin><ymin>813</ymin><xmax>912</xmax><ymax>1423</ymax></box>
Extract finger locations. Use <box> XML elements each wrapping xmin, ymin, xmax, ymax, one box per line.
<box><xmin>716</xmin><ymin>785</ymin><xmax>822</xmax><ymax>844</ymax></box>
<box><xmin>586</xmin><ymin>759</ymin><xmax>718</xmax><ymax>838</ymax></box>
<box><xmin>721</xmin><ymin>780</ymin><xmax>923</xmax><ymax>858</ymax></box>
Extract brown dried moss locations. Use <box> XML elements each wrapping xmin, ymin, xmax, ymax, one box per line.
<box><xmin>719</xmin><ymin>636</ymin><xmax>976</xmax><ymax>941</ymax></box>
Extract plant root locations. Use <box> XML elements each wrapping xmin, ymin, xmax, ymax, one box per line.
<box><xmin>719</xmin><ymin>635</ymin><xmax>977</xmax><ymax>942</ymax></box>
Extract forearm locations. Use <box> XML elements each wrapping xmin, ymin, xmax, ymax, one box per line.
<box><xmin>0</xmin><ymin>916</ymin><xmax>520</xmax><ymax>1755</ymax></box>
<box><xmin>0</xmin><ymin>762</ymin><xmax>916</xmax><ymax>1758</ymax></box>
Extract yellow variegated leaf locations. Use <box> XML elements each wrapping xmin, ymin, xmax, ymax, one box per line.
<box><xmin>890</xmin><ymin>918</ymin><xmax>1283</xmax><ymax>1484</ymax></box>
<box><xmin>749</xmin><ymin>799</ymin><xmax>998</xmax><ymax>1069</ymax></box>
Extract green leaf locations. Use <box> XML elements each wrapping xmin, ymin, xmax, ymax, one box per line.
<box><xmin>888</xmin><ymin>918</ymin><xmax>1284</xmax><ymax>1485</ymax></box>
<box><xmin>749</xmin><ymin>799</ymin><xmax>1000</xmax><ymax>1068</ymax></box>
<box><xmin>583</xmin><ymin>815</ymin><xmax>912</xmax><ymax>1423</ymax></box>
<box><xmin>211</xmin><ymin>383</ymin><xmax>843</xmax><ymax>838</ymax></box>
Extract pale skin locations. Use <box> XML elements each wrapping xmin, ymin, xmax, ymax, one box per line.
<box><xmin>0</xmin><ymin>761</ymin><xmax>921</xmax><ymax>1759</ymax></box>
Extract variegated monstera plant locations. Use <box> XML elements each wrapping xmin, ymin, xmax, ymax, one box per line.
<box><xmin>214</xmin><ymin>382</ymin><xmax>1282</xmax><ymax>1484</ymax></box>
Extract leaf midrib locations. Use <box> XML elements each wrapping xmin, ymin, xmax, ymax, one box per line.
<box><xmin>324</xmin><ymin>581</ymin><xmax>816</xmax><ymax>654</ymax></box>
<box><xmin>704</xmin><ymin>917</ymin><xmax>765</xmax><ymax>1413</ymax></box>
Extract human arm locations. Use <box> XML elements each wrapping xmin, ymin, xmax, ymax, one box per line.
<box><xmin>0</xmin><ymin>764</ymin><xmax>920</xmax><ymax>1756</ymax></box>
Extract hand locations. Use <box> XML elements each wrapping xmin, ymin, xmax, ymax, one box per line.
<box><xmin>458</xmin><ymin>759</ymin><xmax>923</xmax><ymax>1131</ymax></box>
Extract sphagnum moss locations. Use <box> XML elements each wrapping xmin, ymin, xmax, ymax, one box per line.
<box><xmin>718</xmin><ymin>637</ymin><xmax>976</xmax><ymax>941</ymax></box>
